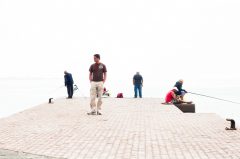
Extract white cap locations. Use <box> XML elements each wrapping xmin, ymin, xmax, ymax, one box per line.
<box><xmin>173</xmin><ymin>87</ymin><xmax>178</xmax><ymax>91</ymax></box>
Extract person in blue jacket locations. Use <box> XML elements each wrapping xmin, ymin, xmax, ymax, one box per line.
<box><xmin>64</xmin><ymin>71</ymin><xmax>74</xmax><ymax>99</ymax></box>
<box><xmin>174</xmin><ymin>79</ymin><xmax>187</xmax><ymax>99</ymax></box>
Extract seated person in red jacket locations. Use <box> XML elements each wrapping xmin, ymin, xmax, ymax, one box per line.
<box><xmin>162</xmin><ymin>87</ymin><xmax>192</xmax><ymax>105</ymax></box>
<box><xmin>162</xmin><ymin>87</ymin><xmax>179</xmax><ymax>104</ymax></box>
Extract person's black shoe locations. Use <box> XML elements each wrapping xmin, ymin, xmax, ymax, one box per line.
<box><xmin>97</xmin><ymin>111</ymin><xmax>102</xmax><ymax>115</ymax></box>
<box><xmin>87</xmin><ymin>111</ymin><xmax>96</xmax><ymax>115</ymax></box>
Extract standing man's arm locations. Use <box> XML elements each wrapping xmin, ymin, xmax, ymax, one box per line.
<box><xmin>141</xmin><ymin>76</ymin><xmax>143</xmax><ymax>86</ymax></box>
<box><xmin>89</xmin><ymin>72</ymin><xmax>92</xmax><ymax>82</ymax></box>
<box><xmin>89</xmin><ymin>65</ymin><xmax>93</xmax><ymax>82</ymax></box>
<box><xmin>103</xmin><ymin>72</ymin><xmax>107</xmax><ymax>83</ymax></box>
<box><xmin>103</xmin><ymin>64</ymin><xmax>107</xmax><ymax>84</ymax></box>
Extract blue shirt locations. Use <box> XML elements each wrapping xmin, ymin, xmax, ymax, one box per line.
<box><xmin>133</xmin><ymin>74</ymin><xmax>143</xmax><ymax>85</ymax></box>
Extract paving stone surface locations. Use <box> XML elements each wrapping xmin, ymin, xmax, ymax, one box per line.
<box><xmin>0</xmin><ymin>149</ymin><xmax>62</xmax><ymax>159</ymax></box>
<box><xmin>0</xmin><ymin>98</ymin><xmax>239</xmax><ymax>159</ymax></box>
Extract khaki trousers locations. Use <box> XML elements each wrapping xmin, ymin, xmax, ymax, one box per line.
<box><xmin>90</xmin><ymin>81</ymin><xmax>104</xmax><ymax>111</ymax></box>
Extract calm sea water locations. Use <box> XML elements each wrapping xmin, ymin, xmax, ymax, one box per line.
<box><xmin>0</xmin><ymin>78</ymin><xmax>239</xmax><ymax>126</ymax></box>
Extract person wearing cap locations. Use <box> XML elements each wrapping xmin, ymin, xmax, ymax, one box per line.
<box><xmin>64</xmin><ymin>71</ymin><xmax>74</xmax><ymax>99</ymax></box>
<box><xmin>162</xmin><ymin>87</ymin><xmax>179</xmax><ymax>104</ymax></box>
<box><xmin>174</xmin><ymin>79</ymin><xmax>187</xmax><ymax>99</ymax></box>
<box><xmin>133</xmin><ymin>72</ymin><xmax>143</xmax><ymax>98</ymax></box>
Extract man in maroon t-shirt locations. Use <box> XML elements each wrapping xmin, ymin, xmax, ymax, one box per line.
<box><xmin>88</xmin><ymin>54</ymin><xmax>107</xmax><ymax>115</ymax></box>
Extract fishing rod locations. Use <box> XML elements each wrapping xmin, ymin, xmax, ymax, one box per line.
<box><xmin>188</xmin><ymin>92</ymin><xmax>240</xmax><ymax>105</ymax></box>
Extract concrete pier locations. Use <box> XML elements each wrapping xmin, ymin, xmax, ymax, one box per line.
<box><xmin>0</xmin><ymin>98</ymin><xmax>239</xmax><ymax>159</ymax></box>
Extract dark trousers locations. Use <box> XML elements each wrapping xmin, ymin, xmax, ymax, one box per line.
<box><xmin>134</xmin><ymin>85</ymin><xmax>142</xmax><ymax>98</ymax></box>
<box><xmin>66</xmin><ymin>84</ymin><xmax>74</xmax><ymax>98</ymax></box>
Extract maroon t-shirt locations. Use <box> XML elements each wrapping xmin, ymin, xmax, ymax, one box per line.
<box><xmin>89</xmin><ymin>63</ymin><xmax>107</xmax><ymax>82</ymax></box>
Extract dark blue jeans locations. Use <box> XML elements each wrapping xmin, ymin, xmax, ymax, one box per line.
<box><xmin>66</xmin><ymin>84</ymin><xmax>74</xmax><ymax>98</ymax></box>
<box><xmin>134</xmin><ymin>85</ymin><xmax>142</xmax><ymax>98</ymax></box>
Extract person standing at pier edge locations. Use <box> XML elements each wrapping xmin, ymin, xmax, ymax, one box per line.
<box><xmin>88</xmin><ymin>54</ymin><xmax>107</xmax><ymax>115</ymax></box>
<box><xmin>133</xmin><ymin>72</ymin><xmax>143</xmax><ymax>98</ymax></box>
<box><xmin>64</xmin><ymin>71</ymin><xmax>74</xmax><ymax>99</ymax></box>
<box><xmin>174</xmin><ymin>79</ymin><xmax>187</xmax><ymax>99</ymax></box>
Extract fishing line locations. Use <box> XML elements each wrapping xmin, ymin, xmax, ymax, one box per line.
<box><xmin>188</xmin><ymin>92</ymin><xmax>240</xmax><ymax>105</ymax></box>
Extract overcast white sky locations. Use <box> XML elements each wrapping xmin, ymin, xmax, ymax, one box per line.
<box><xmin>1</xmin><ymin>0</ymin><xmax>240</xmax><ymax>97</ymax></box>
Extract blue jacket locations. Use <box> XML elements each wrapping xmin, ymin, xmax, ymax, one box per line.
<box><xmin>64</xmin><ymin>73</ymin><xmax>74</xmax><ymax>86</ymax></box>
<box><xmin>174</xmin><ymin>81</ymin><xmax>187</xmax><ymax>94</ymax></box>
<box><xmin>133</xmin><ymin>74</ymin><xmax>143</xmax><ymax>86</ymax></box>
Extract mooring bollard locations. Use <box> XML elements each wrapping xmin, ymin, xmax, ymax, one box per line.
<box><xmin>225</xmin><ymin>119</ymin><xmax>237</xmax><ymax>130</ymax></box>
<box><xmin>49</xmin><ymin>98</ymin><xmax>54</xmax><ymax>104</ymax></box>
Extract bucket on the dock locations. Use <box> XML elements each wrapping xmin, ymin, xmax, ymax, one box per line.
<box><xmin>73</xmin><ymin>84</ymin><xmax>78</xmax><ymax>92</ymax></box>
<box><xmin>117</xmin><ymin>93</ymin><xmax>123</xmax><ymax>98</ymax></box>
<box><xmin>48</xmin><ymin>98</ymin><xmax>54</xmax><ymax>104</ymax></box>
<box><xmin>174</xmin><ymin>103</ymin><xmax>195</xmax><ymax>113</ymax></box>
